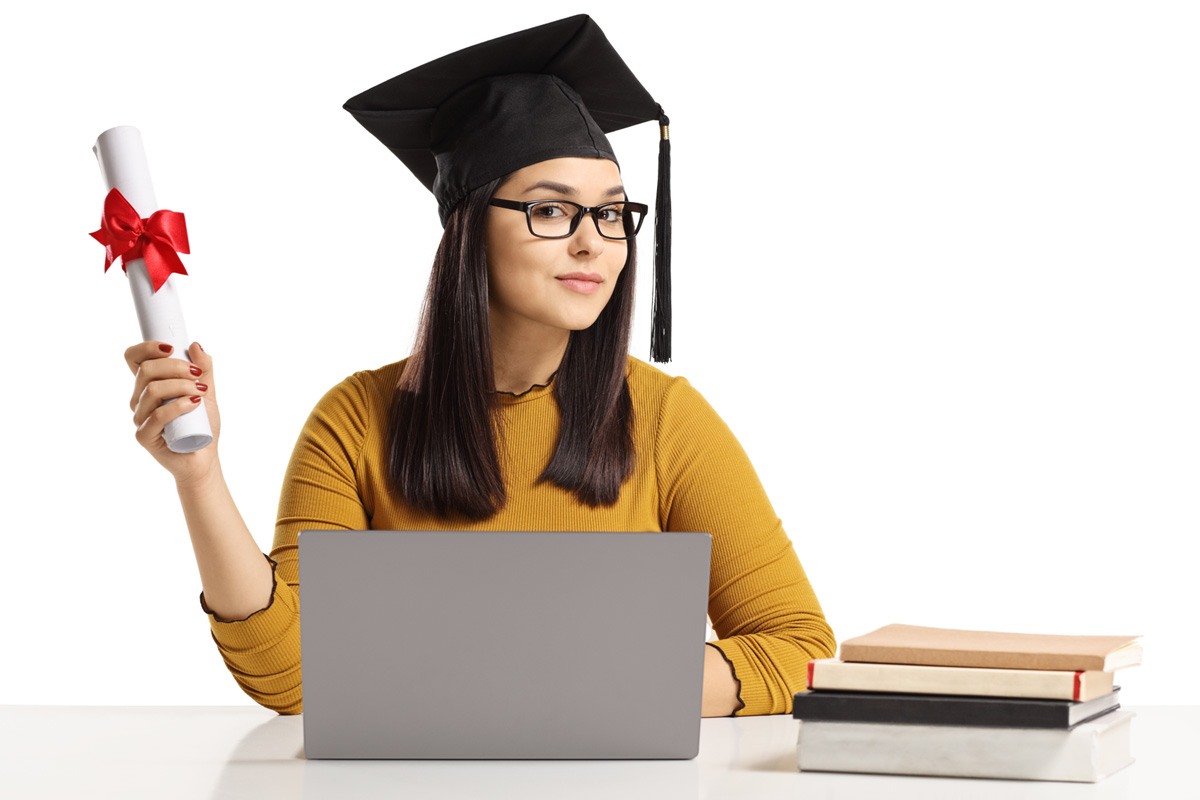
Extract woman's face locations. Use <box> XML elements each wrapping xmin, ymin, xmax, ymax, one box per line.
<box><xmin>484</xmin><ymin>157</ymin><xmax>628</xmax><ymax>340</ymax></box>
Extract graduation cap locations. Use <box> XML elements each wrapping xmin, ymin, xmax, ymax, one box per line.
<box><xmin>343</xmin><ymin>14</ymin><xmax>673</xmax><ymax>362</ymax></box>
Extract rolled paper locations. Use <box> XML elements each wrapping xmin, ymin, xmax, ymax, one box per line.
<box><xmin>93</xmin><ymin>126</ymin><xmax>213</xmax><ymax>454</ymax></box>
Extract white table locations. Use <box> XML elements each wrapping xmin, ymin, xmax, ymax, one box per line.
<box><xmin>0</xmin><ymin>706</ymin><xmax>1190</xmax><ymax>799</ymax></box>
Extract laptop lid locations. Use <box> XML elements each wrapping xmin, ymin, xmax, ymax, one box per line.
<box><xmin>299</xmin><ymin>530</ymin><xmax>712</xmax><ymax>759</ymax></box>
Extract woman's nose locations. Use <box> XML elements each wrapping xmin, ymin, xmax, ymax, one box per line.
<box><xmin>569</xmin><ymin>216</ymin><xmax>605</xmax><ymax>257</ymax></box>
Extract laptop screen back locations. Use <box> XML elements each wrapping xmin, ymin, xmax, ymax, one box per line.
<box><xmin>299</xmin><ymin>530</ymin><xmax>712</xmax><ymax>759</ymax></box>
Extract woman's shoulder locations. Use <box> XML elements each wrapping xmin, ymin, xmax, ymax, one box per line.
<box><xmin>625</xmin><ymin>354</ymin><xmax>677</xmax><ymax>399</ymax></box>
<box><xmin>308</xmin><ymin>357</ymin><xmax>410</xmax><ymax>419</ymax></box>
<box><xmin>624</xmin><ymin>355</ymin><xmax>711</xmax><ymax>419</ymax></box>
<box><xmin>352</xmin><ymin>357</ymin><xmax>409</xmax><ymax>399</ymax></box>
<box><xmin>624</xmin><ymin>356</ymin><xmax>743</xmax><ymax>461</ymax></box>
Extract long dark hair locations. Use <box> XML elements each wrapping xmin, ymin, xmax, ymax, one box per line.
<box><xmin>385</xmin><ymin>174</ymin><xmax>637</xmax><ymax>520</ymax></box>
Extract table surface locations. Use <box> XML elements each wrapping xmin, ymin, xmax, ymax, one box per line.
<box><xmin>0</xmin><ymin>705</ymin><xmax>1192</xmax><ymax>799</ymax></box>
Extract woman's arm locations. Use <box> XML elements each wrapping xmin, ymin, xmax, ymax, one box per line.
<box><xmin>702</xmin><ymin>642</ymin><xmax>741</xmax><ymax>716</ymax></box>
<box><xmin>657</xmin><ymin>376</ymin><xmax>836</xmax><ymax>716</ymax></box>
<box><xmin>201</xmin><ymin>371</ymin><xmax>372</xmax><ymax>715</ymax></box>
<box><xmin>124</xmin><ymin>340</ymin><xmax>299</xmax><ymax>709</ymax></box>
<box><xmin>177</xmin><ymin>464</ymin><xmax>273</xmax><ymax>621</ymax></box>
<box><xmin>127</xmin><ymin>340</ymin><xmax>273</xmax><ymax>618</ymax></box>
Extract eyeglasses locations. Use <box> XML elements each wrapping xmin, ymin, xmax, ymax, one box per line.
<box><xmin>489</xmin><ymin>198</ymin><xmax>648</xmax><ymax>240</ymax></box>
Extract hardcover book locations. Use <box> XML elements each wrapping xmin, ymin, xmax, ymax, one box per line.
<box><xmin>791</xmin><ymin>687</ymin><xmax>1120</xmax><ymax>728</ymax></box>
<box><xmin>839</xmin><ymin>624</ymin><xmax>1141</xmax><ymax>671</ymax></box>
<box><xmin>796</xmin><ymin>708</ymin><xmax>1135</xmax><ymax>782</ymax></box>
<box><xmin>806</xmin><ymin>658</ymin><xmax>1115</xmax><ymax>701</ymax></box>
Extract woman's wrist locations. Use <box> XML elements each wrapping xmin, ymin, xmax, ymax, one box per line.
<box><xmin>175</xmin><ymin>458</ymin><xmax>224</xmax><ymax>496</ymax></box>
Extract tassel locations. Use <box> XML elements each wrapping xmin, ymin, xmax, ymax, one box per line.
<box><xmin>651</xmin><ymin>106</ymin><xmax>672</xmax><ymax>363</ymax></box>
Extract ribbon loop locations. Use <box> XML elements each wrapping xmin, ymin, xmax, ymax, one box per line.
<box><xmin>90</xmin><ymin>187</ymin><xmax>190</xmax><ymax>292</ymax></box>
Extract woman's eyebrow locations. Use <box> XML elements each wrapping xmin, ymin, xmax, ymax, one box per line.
<box><xmin>522</xmin><ymin>180</ymin><xmax>626</xmax><ymax>197</ymax></box>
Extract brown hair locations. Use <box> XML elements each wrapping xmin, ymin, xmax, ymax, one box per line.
<box><xmin>385</xmin><ymin>175</ymin><xmax>636</xmax><ymax>519</ymax></box>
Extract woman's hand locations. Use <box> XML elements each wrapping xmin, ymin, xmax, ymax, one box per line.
<box><xmin>125</xmin><ymin>341</ymin><xmax>221</xmax><ymax>487</ymax></box>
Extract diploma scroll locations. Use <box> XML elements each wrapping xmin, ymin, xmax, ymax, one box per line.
<box><xmin>93</xmin><ymin>126</ymin><xmax>213</xmax><ymax>454</ymax></box>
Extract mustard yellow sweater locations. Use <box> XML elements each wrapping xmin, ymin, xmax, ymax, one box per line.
<box><xmin>201</xmin><ymin>356</ymin><xmax>835</xmax><ymax>716</ymax></box>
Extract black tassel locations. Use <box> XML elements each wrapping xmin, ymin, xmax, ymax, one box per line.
<box><xmin>651</xmin><ymin>106</ymin><xmax>672</xmax><ymax>363</ymax></box>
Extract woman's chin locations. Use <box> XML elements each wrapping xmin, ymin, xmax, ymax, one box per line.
<box><xmin>565</xmin><ymin>312</ymin><xmax>607</xmax><ymax>332</ymax></box>
<box><xmin>542</xmin><ymin>305</ymin><xmax>607</xmax><ymax>332</ymax></box>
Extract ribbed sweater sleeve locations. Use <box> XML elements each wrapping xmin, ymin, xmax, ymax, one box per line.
<box><xmin>200</xmin><ymin>371</ymin><xmax>371</xmax><ymax>714</ymax></box>
<box><xmin>655</xmin><ymin>377</ymin><xmax>836</xmax><ymax>715</ymax></box>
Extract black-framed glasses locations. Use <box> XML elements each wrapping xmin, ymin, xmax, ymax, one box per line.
<box><xmin>489</xmin><ymin>198</ymin><xmax>648</xmax><ymax>240</ymax></box>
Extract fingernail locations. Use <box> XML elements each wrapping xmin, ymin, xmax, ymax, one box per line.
<box><xmin>196</xmin><ymin>343</ymin><xmax>204</xmax><ymax>352</ymax></box>
<box><xmin>189</xmin><ymin>366</ymin><xmax>202</xmax><ymax>376</ymax></box>
<box><xmin>190</xmin><ymin>396</ymin><xmax>202</xmax><ymax>404</ymax></box>
<box><xmin>195</xmin><ymin>382</ymin><xmax>208</xmax><ymax>391</ymax></box>
<box><xmin>159</xmin><ymin>344</ymin><xmax>173</xmax><ymax>353</ymax></box>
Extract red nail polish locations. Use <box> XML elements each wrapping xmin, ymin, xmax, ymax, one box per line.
<box><xmin>190</xmin><ymin>396</ymin><xmax>202</xmax><ymax>404</ymax></box>
<box><xmin>189</xmin><ymin>366</ymin><xmax>202</xmax><ymax>376</ymax></box>
<box><xmin>159</xmin><ymin>344</ymin><xmax>173</xmax><ymax>353</ymax></box>
<box><xmin>195</xmin><ymin>383</ymin><xmax>208</xmax><ymax>391</ymax></box>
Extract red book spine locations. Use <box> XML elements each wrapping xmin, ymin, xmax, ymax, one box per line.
<box><xmin>1073</xmin><ymin>670</ymin><xmax>1082</xmax><ymax>701</ymax></box>
<box><xmin>807</xmin><ymin>660</ymin><xmax>815</xmax><ymax>689</ymax></box>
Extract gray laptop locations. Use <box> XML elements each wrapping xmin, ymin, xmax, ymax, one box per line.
<box><xmin>298</xmin><ymin>530</ymin><xmax>712</xmax><ymax>759</ymax></box>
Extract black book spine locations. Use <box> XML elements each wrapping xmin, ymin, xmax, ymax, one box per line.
<box><xmin>791</xmin><ymin>689</ymin><xmax>1119</xmax><ymax>728</ymax></box>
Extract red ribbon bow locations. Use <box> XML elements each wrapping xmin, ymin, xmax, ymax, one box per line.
<box><xmin>90</xmin><ymin>187</ymin><xmax>190</xmax><ymax>293</ymax></box>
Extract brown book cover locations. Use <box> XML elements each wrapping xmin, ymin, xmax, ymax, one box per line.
<box><xmin>839</xmin><ymin>624</ymin><xmax>1142</xmax><ymax>671</ymax></box>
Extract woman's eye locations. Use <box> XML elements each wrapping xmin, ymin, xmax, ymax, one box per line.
<box><xmin>598</xmin><ymin>208</ymin><xmax>624</xmax><ymax>223</ymax></box>
<box><xmin>533</xmin><ymin>203</ymin><xmax>569</xmax><ymax>218</ymax></box>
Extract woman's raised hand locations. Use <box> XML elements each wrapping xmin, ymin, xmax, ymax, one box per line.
<box><xmin>125</xmin><ymin>341</ymin><xmax>221</xmax><ymax>486</ymax></box>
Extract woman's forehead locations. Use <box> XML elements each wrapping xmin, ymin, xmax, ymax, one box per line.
<box><xmin>502</xmin><ymin>157</ymin><xmax>622</xmax><ymax>195</ymax></box>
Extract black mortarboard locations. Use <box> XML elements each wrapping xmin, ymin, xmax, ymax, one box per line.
<box><xmin>343</xmin><ymin>14</ymin><xmax>673</xmax><ymax>362</ymax></box>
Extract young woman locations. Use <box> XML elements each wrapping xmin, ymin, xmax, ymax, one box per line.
<box><xmin>122</xmin><ymin>16</ymin><xmax>835</xmax><ymax>718</ymax></box>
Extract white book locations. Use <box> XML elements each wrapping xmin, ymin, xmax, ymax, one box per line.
<box><xmin>796</xmin><ymin>708</ymin><xmax>1134</xmax><ymax>783</ymax></box>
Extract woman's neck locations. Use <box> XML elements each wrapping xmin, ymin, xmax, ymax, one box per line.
<box><xmin>489</xmin><ymin>315</ymin><xmax>569</xmax><ymax>395</ymax></box>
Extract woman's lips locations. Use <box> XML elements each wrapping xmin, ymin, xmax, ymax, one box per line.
<box><xmin>556</xmin><ymin>274</ymin><xmax>602</xmax><ymax>295</ymax></box>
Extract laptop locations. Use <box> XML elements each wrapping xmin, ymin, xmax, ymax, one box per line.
<box><xmin>298</xmin><ymin>529</ymin><xmax>713</xmax><ymax>759</ymax></box>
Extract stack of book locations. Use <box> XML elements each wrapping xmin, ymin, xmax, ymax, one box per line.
<box><xmin>793</xmin><ymin>624</ymin><xmax>1142</xmax><ymax>782</ymax></box>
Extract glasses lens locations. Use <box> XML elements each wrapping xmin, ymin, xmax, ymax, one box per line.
<box><xmin>528</xmin><ymin>201</ymin><xmax>580</xmax><ymax>238</ymax></box>
<box><xmin>596</xmin><ymin>203</ymin><xmax>642</xmax><ymax>239</ymax></box>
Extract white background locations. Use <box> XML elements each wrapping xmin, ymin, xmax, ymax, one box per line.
<box><xmin>0</xmin><ymin>1</ymin><xmax>1195</xmax><ymax>706</ymax></box>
